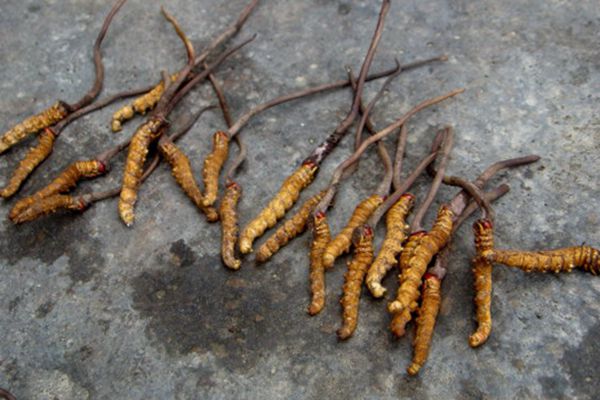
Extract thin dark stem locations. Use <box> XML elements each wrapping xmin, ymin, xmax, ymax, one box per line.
<box><xmin>453</xmin><ymin>184</ymin><xmax>509</xmax><ymax>230</ymax></box>
<box><xmin>314</xmin><ymin>89</ymin><xmax>464</xmax><ymax>215</ymax></box>
<box><xmin>410</xmin><ymin>126</ymin><xmax>454</xmax><ymax>232</ymax></box>
<box><xmin>68</xmin><ymin>0</ymin><xmax>128</xmax><ymax>111</ymax></box>
<box><xmin>194</xmin><ymin>0</ymin><xmax>259</xmax><ymax>66</ymax></box>
<box><xmin>53</xmin><ymin>85</ymin><xmax>157</xmax><ymax>132</ymax></box>
<box><xmin>164</xmin><ymin>35</ymin><xmax>256</xmax><ymax>116</ymax></box>
<box><xmin>335</xmin><ymin>0</ymin><xmax>390</xmax><ymax>135</ymax></box>
<box><xmin>443</xmin><ymin>176</ymin><xmax>494</xmax><ymax>221</ymax></box>
<box><xmin>227</xmin><ymin>56</ymin><xmax>447</xmax><ymax>138</ymax></box>
<box><xmin>392</xmin><ymin>124</ymin><xmax>408</xmax><ymax>191</ymax></box>
<box><xmin>448</xmin><ymin>154</ymin><xmax>540</xmax><ymax>215</ymax></box>
<box><xmin>347</xmin><ymin>67</ymin><xmax>399</xmax><ymax>196</ymax></box>
<box><xmin>207</xmin><ymin>68</ymin><xmax>234</xmax><ymax>128</ymax></box>
<box><xmin>153</xmin><ymin>8</ymin><xmax>197</xmax><ymax>115</ymax></box>
<box><xmin>0</xmin><ymin>388</ymin><xmax>16</xmax><ymax>400</ymax></box>
<box><xmin>367</xmin><ymin>151</ymin><xmax>438</xmax><ymax>228</ymax></box>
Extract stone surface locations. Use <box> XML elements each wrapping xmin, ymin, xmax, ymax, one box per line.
<box><xmin>0</xmin><ymin>0</ymin><xmax>599</xmax><ymax>399</ymax></box>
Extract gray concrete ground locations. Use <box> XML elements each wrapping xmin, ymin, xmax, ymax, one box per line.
<box><xmin>0</xmin><ymin>0</ymin><xmax>599</xmax><ymax>399</ymax></box>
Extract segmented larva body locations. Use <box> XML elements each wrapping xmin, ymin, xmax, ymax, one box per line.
<box><xmin>388</xmin><ymin>206</ymin><xmax>453</xmax><ymax>314</ymax></box>
<box><xmin>220</xmin><ymin>182</ymin><xmax>243</xmax><ymax>270</ymax></box>
<box><xmin>9</xmin><ymin>159</ymin><xmax>106</xmax><ymax>221</ymax></box>
<box><xmin>389</xmin><ymin>231</ymin><xmax>426</xmax><ymax>337</ymax></box>
<box><xmin>202</xmin><ymin>131</ymin><xmax>230</xmax><ymax>208</ymax></box>
<box><xmin>1</xmin><ymin>128</ymin><xmax>56</xmax><ymax>198</ymax></box>
<box><xmin>239</xmin><ymin>162</ymin><xmax>318</xmax><ymax>254</ymax></box>
<box><xmin>322</xmin><ymin>194</ymin><xmax>384</xmax><ymax>269</ymax></box>
<box><xmin>159</xmin><ymin>140</ymin><xmax>219</xmax><ymax>222</ymax></box>
<box><xmin>118</xmin><ymin>118</ymin><xmax>164</xmax><ymax>226</ymax></box>
<box><xmin>337</xmin><ymin>226</ymin><xmax>374</xmax><ymax>340</ymax></box>
<box><xmin>469</xmin><ymin>219</ymin><xmax>495</xmax><ymax>348</ymax></box>
<box><xmin>308</xmin><ymin>211</ymin><xmax>331</xmax><ymax>315</ymax></box>
<box><xmin>256</xmin><ymin>191</ymin><xmax>326</xmax><ymax>263</ymax></box>
<box><xmin>487</xmin><ymin>247</ymin><xmax>600</xmax><ymax>275</ymax></box>
<box><xmin>12</xmin><ymin>194</ymin><xmax>85</xmax><ymax>224</ymax></box>
<box><xmin>0</xmin><ymin>101</ymin><xmax>69</xmax><ymax>154</ymax></box>
<box><xmin>366</xmin><ymin>194</ymin><xmax>414</xmax><ymax>298</ymax></box>
<box><xmin>111</xmin><ymin>74</ymin><xmax>178</xmax><ymax>132</ymax></box>
<box><xmin>408</xmin><ymin>274</ymin><xmax>442</xmax><ymax>375</ymax></box>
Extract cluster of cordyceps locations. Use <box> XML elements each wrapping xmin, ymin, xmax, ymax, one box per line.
<box><xmin>1</xmin><ymin>0</ymin><xmax>598</xmax><ymax>378</ymax></box>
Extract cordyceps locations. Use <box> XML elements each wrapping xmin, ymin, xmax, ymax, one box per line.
<box><xmin>110</xmin><ymin>0</ymin><xmax>260</xmax><ymax>132</ymax></box>
<box><xmin>116</xmin><ymin>7</ymin><xmax>255</xmax><ymax>226</ymax></box>
<box><xmin>256</xmin><ymin>191</ymin><xmax>326</xmax><ymax>263</ymax></box>
<box><xmin>9</xmin><ymin>160</ymin><xmax>106</xmax><ymax>222</ymax></box>
<box><xmin>157</xmin><ymin>137</ymin><xmax>219</xmax><ymax>222</ymax></box>
<box><xmin>322</xmin><ymin>195</ymin><xmax>384</xmax><ymax>268</ymax></box>
<box><xmin>220</xmin><ymin>182</ymin><xmax>243</xmax><ymax>269</ymax></box>
<box><xmin>469</xmin><ymin>218</ymin><xmax>494</xmax><ymax>348</ymax></box>
<box><xmin>407</xmin><ymin>273</ymin><xmax>441</xmax><ymax>375</ymax></box>
<box><xmin>11</xmin><ymin>194</ymin><xmax>87</xmax><ymax>224</ymax></box>
<box><xmin>337</xmin><ymin>225</ymin><xmax>374</xmax><ymax>339</ymax></box>
<box><xmin>0</xmin><ymin>0</ymin><xmax>143</xmax><ymax>196</ymax></box>
<box><xmin>308</xmin><ymin>211</ymin><xmax>331</xmax><ymax>315</ymax></box>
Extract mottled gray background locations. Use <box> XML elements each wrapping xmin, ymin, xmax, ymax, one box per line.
<box><xmin>0</xmin><ymin>1</ymin><xmax>599</xmax><ymax>399</ymax></box>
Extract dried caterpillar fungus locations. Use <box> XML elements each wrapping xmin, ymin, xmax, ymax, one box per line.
<box><xmin>158</xmin><ymin>140</ymin><xmax>219</xmax><ymax>222</ymax></box>
<box><xmin>256</xmin><ymin>190</ymin><xmax>326</xmax><ymax>263</ymax></box>
<box><xmin>12</xmin><ymin>194</ymin><xmax>85</xmax><ymax>224</ymax></box>
<box><xmin>407</xmin><ymin>274</ymin><xmax>441</xmax><ymax>375</ymax></box>
<box><xmin>486</xmin><ymin>246</ymin><xmax>600</xmax><ymax>275</ymax></box>
<box><xmin>366</xmin><ymin>193</ymin><xmax>414</xmax><ymax>298</ymax></box>
<box><xmin>388</xmin><ymin>206</ymin><xmax>453</xmax><ymax>314</ymax></box>
<box><xmin>1</xmin><ymin>128</ymin><xmax>56</xmax><ymax>198</ymax></box>
<box><xmin>0</xmin><ymin>101</ymin><xmax>69</xmax><ymax>154</ymax></box>
<box><xmin>118</xmin><ymin>118</ymin><xmax>164</xmax><ymax>226</ymax></box>
<box><xmin>308</xmin><ymin>211</ymin><xmax>331</xmax><ymax>315</ymax></box>
<box><xmin>469</xmin><ymin>219</ymin><xmax>495</xmax><ymax>348</ymax></box>
<box><xmin>322</xmin><ymin>194</ymin><xmax>384</xmax><ymax>269</ymax></box>
<box><xmin>9</xmin><ymin>159</ymin><xmax>106</xmax><ymax>221</ymax></box>
<box><xmin>111</xmin><ymin>74</ymin><xmax>178</xmax><ymax>132</ymax></box>
<box><xmin>202</xmin><ymin>131</ymin><xmax>230</xmax><ymax>208</ymax></box>
<box><xmin>389</xmin><ymin>231</ymin><xmax>426</xmax><ymax>337</ymax></box>
<box><xmin>337</xmin><ymin>225</ymin><xmax>374</xmax><ymax>340</ymax></box>
<box><xmin>220</xmin><ymin>182</ymin><xmax>243</xmax><ymax>270</ymax></box>
<box><xmin>239</xmin><ymin>162</ymin><xmax>318</xmax><ymax>254</ymax></box>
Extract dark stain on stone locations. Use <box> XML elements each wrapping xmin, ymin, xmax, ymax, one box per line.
<box><xmin>27</xmin><ymin>4</ymin><xmax>41</xmax><ymax>13</ymax></box>
<box><xmin>538</xmin><ymin>374</ymin><xmax>569</xmax><ymax>399</ymax></box>
<box><xmin>35</xmin><ymin>300</ymin><xmax>55</xmax><ymax>318</ymax></box>
<box><xmin>560</xmin><ymin>321</ymin><xmax>600</xmax><ymax>398</ymax></box>
<box><xmin>169</xmin><ymin>239</ymin><xmax>196</xmax><ymax>268</ymax></box>
<box><xmin>77</xmin><ymin>345</ymin><xmax>94</xmax><ymax>362</ymax></box>
<box><xmin>338</xmin><ymin>3</ymin><xmax>351</xmax><ymax>15</ymax></box>
<box><xmin>0</xmin><ymin>215</ymin><xmax>103</xmax><ymax>284</ymax></box>
<box><xmin>131</xmin><ymin>255</ymin><xmax>312</xmax><ymax>374</ymax></box>
<box><xmin>7</xmin><ymin>296</ymin><xmax>21</xmax><ymax>313</ymax></box>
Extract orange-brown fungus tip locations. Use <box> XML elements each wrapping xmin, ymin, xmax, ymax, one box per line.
<box><xmin>44</xmin><ymin>127</ymin><xmax>57</xmax><ymax>137</ymax></box>
<box><xmin>474</xmin><ymin>219</ymin><xmax>493</xmax><ymax>230</ymax></box>
<box><xmin>216</xmin><ymin>130</ymin><xmax>229</xmax><ymax>139</ymax></box>
<box><xmin>411</xmin><ymin>231</ymin><xmax>427</xmax><ymax>238</ymax></box>
<box><xmin>226</xmin><ymin>181</ymin><xmax>239</xmax><ymax>189</ymax></box>
<box><xmin>402</xmin><ymin>193</ymin><xmax>415</xmax><ymax>200</ymax></box>
<box><xmin>96</xmin><ymin>160</ymin><xmax>107</xmax><ymax>174</ymax></box>
<box><xmin>302</xmin><ymin>160</ymin><xmax>317</xmax><ymax>168</ymax></box>
<box><xmin>363</xmin><ymin>226</ymin><xmax>373</xmax><ymax>236</ymax></box>
<box><xmin>316</xmin><ymin>211</ymin><xmax>326</xmax><ymax>219</ymax></box>
<box><xmin>423</xmin><ymin>273</ymin><xmax>440</xmax><ymax>281</ymax></box>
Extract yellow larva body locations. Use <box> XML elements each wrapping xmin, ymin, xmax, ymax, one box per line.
<box><xmin>239</xmin><ymin>163</ymin><xmax>318</xmax><ymax>254</ymax></box>
<box><xmin>220</xmin><ymin>182</ymin><xmax>243</xmax><ymax>270</ymax></box>
<box><xmin>159</xmin><ymin>140</ymin><xmax>219</xmax><ymax>222</ymax></box>
<box><xmin>12</xmin><ymin>194</ymin><xmax>84</xmax><ymax>224</ymax></box>
<box><xmin>337</xmin><ymin>226</ymin><xmax>374</xmax><ymax>340</ymax></box>
<box><xmin>0</xmin><ymin>101</ymin><xmax>69</xmax><ymax>154</ymax></box>
<box><xmin>1</xmin><ymin>128</ymin><xmax>56</xmax><ymax>198</ymax></box>
<box><xmin>111</xmin><ymin>74</ymin><xmax>178</xmax><ymax>132</ymax></box>
<box><xmin>9</xmin><ymin>159</ymin><xmax>106</xmax><ymax>221</ymax></box>
<box><xmin>322</xmin><ymin>194</ymin><xmax>384</xmax><ymax>268</ymax></box>
<box><xmin>366</xmin><ymin>194</ymin><xmax>414</xmax><ymax>298</ymax></box>
<box><xmin>487</xmin><ymin>247</ymin><xmax>600</xmax><ymax>275</ymax></box>
<box><xmin>407</xmin><ymin>274</ymin><xmax>442</xmax><ymax>375</ymax></box>
<box><xmin>256</xmin><ymin>191</ymin><xmax>326</xmax><ymax>263</ymax></box>
<box><xmin>469</xmin><ymin>219</ymin><xmax>495</xmax><ymax>348</ymax></box>
<box><xmin>202</xmin><ymin>131</ymin><xmax>230</xmax><ymax>207</ymax></box>
<box><xmin>389</xmin><ymin>231</ymin><xmax>426</xmax><ymax>337</ymax></box>
<box><xmin>388</xmin><ymin>206</ymin><xmax>453</xmax><ymax>314</ymax></box>
<box><xmin>308</xmin><ymin>212</ymin><xmax>331</xmax><ymax>315</ymax></box>
<box><xmin>118</xmin><ymin>119</ymin><xmax>164</xmax><ymax>226</ymax></box>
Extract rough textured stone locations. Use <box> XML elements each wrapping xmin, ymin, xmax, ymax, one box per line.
<box><xmin>0</xmin><ymin>0</ymin><xmax>599</xmax><ymax>398</ymax></box>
